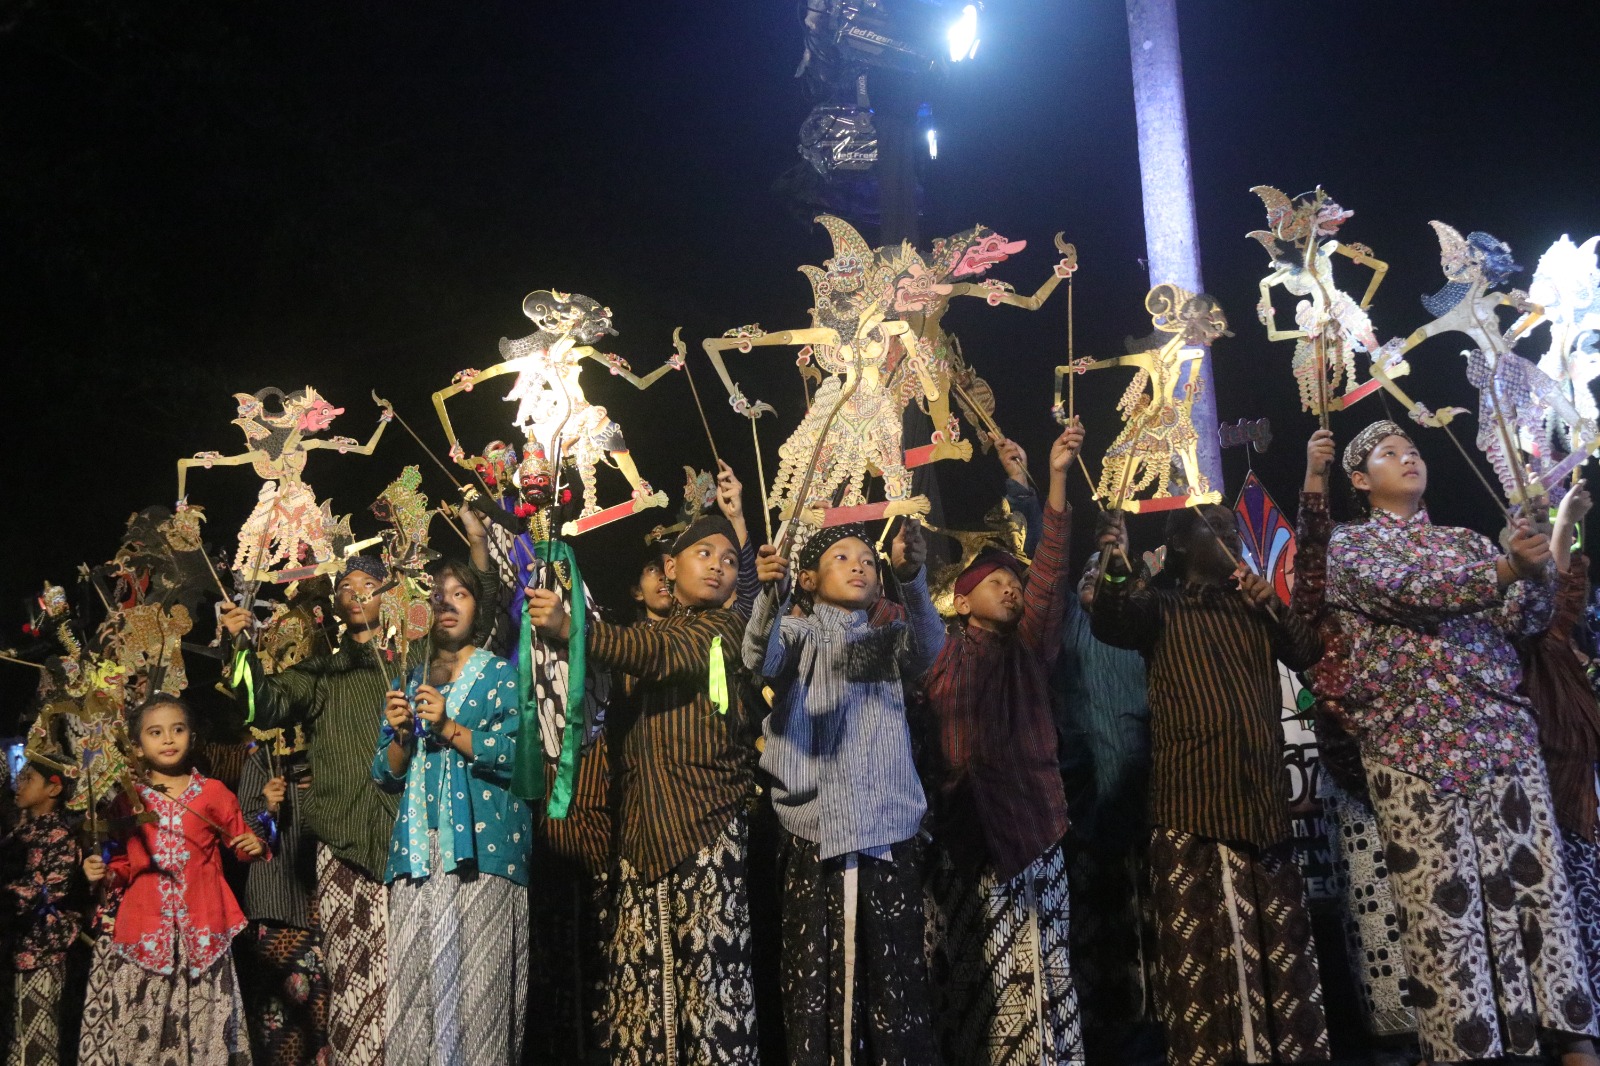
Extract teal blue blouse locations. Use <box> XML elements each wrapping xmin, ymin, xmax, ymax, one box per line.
<box><xmin>372</xmin><ymin>650</ymin><xmax>531</xmax><ymax>886</ymax></box>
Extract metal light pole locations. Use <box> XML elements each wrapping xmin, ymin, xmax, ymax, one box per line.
<box><xmin>1125</xmin><ymin>0</ymin><xmax>1223</xmax><ymax>488</ymax></box>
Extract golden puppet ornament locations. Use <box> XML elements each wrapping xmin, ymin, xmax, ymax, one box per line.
<box><xmin>1064</xmin><ymin>283</ymin><xmax>1227</xmax><ymax>514</ymax></box>
<box><xmin>178</xmin><ymin>387</ymin><xmax>386</xmax><ymax>583</ymax></box>
<box><xmin>433</xmin><ymin>289</ymin><xmax>678</xmax><ymax>536</ymax></box>
<box><xmin>1248</xmin><ymin>185</ymin><xmax>1398</xmax><ymax>424</ymax></box>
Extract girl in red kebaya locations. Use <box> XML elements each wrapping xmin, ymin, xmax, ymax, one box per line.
<box><xmin>78</xmin><ymin>695</ymin><xmax>266</xmax><ymax>1066</ymax></box>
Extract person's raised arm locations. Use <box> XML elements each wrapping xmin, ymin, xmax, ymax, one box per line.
<box><xmin>1017</xmin><ymin>424</ymin><xmax>1081</xmax><ymax>658</ymax></box>
<box><xmin>891</xmin><ymin>519</ymin><xmax>948</xmax><ymax>678</ymax></box>
<box><xmin>1292</xmin><ymin>429</ymin><xmax>1336</xmax><ymax>624</ymax></box>
<box><xmin>587</xmin><ymin>608</ymin><xmax>747</xmax><ymax>685</ymax></box>
<box><xmin>1328</xmin><ymin>518</ymin><xmax>1545</xmax><ymax>628</ymax></box>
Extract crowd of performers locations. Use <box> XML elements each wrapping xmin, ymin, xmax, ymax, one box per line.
<box><xmin>6</xmin><ymin>409</ymin><xmax>1600</xmax><ymax>1066</ymax></box>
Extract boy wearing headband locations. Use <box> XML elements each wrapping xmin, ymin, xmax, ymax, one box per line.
<box><xmin>922</xmin><ymin>421</ymin><xmax>1087</xmax><ymax>1064</ymax></box>
<box><xmin>743</xmin><ymin>518</ymin><xmax>942</xmax><ymax>1064</ymax></box>
<box><xmin>527</xmin><ymin>513</ymin><xmax>759</xmax><ymax>1063</ymax></box>
<box><xmin>1329</xmin><ymin>419</ymin><xmax>1600</xmax><ymax>1065</ymax></box>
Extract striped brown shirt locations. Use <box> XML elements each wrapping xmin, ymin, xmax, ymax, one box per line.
<box><xmin>1092</xmin><ymin>579</ymin><xmax>1322</xmax><ymax>848</ymax></box>
<box><xmin>587</xmin><ymin>605</ymin><xmax>755</xmax><ymax>884</ymax></box>
<box><xmin>539</xmin><ymin>730</ymin><xmax>613</xmax><ymax>878</ymax></box>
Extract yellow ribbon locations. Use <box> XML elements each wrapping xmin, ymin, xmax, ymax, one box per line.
<box><xmin>709</xmin><ymin>636</ymin><xmax>729</xmax><ymax>715</ymax></box>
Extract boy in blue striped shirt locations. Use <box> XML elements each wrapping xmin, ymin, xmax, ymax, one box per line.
<box><xmin>744</xmin><ymin>520</ymin><xmax>944</xmax><ymax>1066</ymax></box>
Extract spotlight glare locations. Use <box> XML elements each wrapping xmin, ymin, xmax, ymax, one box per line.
<box><xmin>946</xmin><ymin>4</ymin><xmax>979</xmax><ymax>62</ymax></box>
<box><xmin>926</xmin><ymin>128</ymin><xmax>938</xmax><ymax>159</ymax></box>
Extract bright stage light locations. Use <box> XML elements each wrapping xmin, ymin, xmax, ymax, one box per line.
<box><xmin>946</xmin><ymin>4</ymin><xmax>979</xmax><ymax>62</ymax></box>
<box><xmin>926</xmin><ymin>128</ymin><xmax>938</xmax><ymax>159</ymax></box>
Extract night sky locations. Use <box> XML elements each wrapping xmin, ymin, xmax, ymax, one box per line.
<box><xmin>4</xmin><ymin>1</ymin><xmax>1599</xmax><ymax>725</ymax></box>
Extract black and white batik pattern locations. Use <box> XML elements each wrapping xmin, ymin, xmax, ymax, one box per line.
<box><xmin>1562</xmin><ymin>827</ymin><xmax>1600</xmax><ymax>1010</ymax></box>
<box><xmin>606</xmin><ymin>812</ymin><xmax>759</xmax><ymax>1065</ymax></box>
<box><xmin>1366</xmin><ymin>758</ymin><xmax>1598</xmax><ymax>1062</ymax></box>
<box><xmin>926</xmin><ymin>840</ymin><xmax>1084</xmax><ymax>1066</ymax></box>
<box><xmin>5</xmin><ymin>962</ymin><xmax>66</xmax><ymax>1066</ymax></box>
<box><xmin>777</xmin><ymin>832</ymin><xmax>936</xmax><ymax>1065</ymax></box>
<box><xmin>314</xmin><ymin>846</ymin><xmax>389</xmax><ymax>1066</ymax></box>
<box><xmin>385</xmin><ymin>832</ymin><xmax>529</xmax><ymax>1066</ymax></box>
<box><xmin>1320</xmin><ymin>786</ymin><xmax>1415</xmax><ymax>1037</ymax></box>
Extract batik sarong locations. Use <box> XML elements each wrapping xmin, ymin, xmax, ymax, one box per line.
<box><xmin>4</xmin><ymin>962</ymin><xmax>65</xmax><ymax>1066</ymax></box>
<box><xmin>236</xmin><ymin>922</ymin><xmax>329</xmax><ymax>1065</ymax></box>
<box><xmin>925</xmin><ymin>839</ymin><xmax>1083</xmax><ymax>1066</ymax></box>
<box><xmin>1065</xmin><ymin>840</ymin><xmax>1152</xmax><ymax>1064</ymax></box>
<box><xmin>1562</xmin><ymin>828</ymin><xmax>1600</xmax><ymax>1010</ymax></box>
<box><xmin>385</xmin><ymin>832</ymin><xmax>528</xmax><ymax>1066</ymax></box>
<box><xmin>605</xmin><ymin>812</ymin><xmax>759</xmax><ymax>1064</ymax></box>
<box><xmin>78</xmin><ymin>940</ymin><xmax>250</xmax><ymax>1066</ymax></box>
<box><xmin>1148</xmin><ymin>828</ymin><xmax>1329</xmax><ymax>1066</ymax></box>
<box><xmin>1366</xmin><ymin>758</ymin><xmax>1598</xmax><ymax>1061</ymax></box>
<box><xmin>1319</xmin><ymin>786</ymin><xmax>1415</xmax><ymax>1038</ymax></box>
<box><xmin>777</xmin><ymin>832</ymin><xmax>935</xmax><ymax>1065</ymax></box>
<box><xmin>313</xmin><ymin>845</ymin><xmax>388</xmax><ymax>1066</ymax></box>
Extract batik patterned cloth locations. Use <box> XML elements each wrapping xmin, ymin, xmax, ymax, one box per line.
<box><xmin>78</xmin><ymin>939</ymin><xmax>250</xmax><ymax>1066</ymax></box>
<box><xmin>4</xmin><ymin>961</ymin><xmax>65</xmax><ymax>1066</ymax></box>
<box><xmin>1326</xmin><ymin>507</ymin><xmax>1552</xmax><ymax>794</ymax></box>
<box><xmin>1318</xmin><ymin>787</ymin><xmax>1414</xmax><ymax>1038</ymax></box>
<box><xmin>313</xmin><ymin>846</ymin><xmax>388</xmax><ymax>1066</ymax></box>
<box><xmin>1148</xmin><ymin>828</ymin><xmax>1329</xmax><ymax>1066</ymax></box>
<box><xmin>1366</xmin><ymin>757</ymin><xmax>1598</xmax><ymax>1061</ymax></box>
<box><xmin>776</xmin><ymin>831</ymin><xmax>935</xmax><ymax>1065</ymax></box>
<box><xmin>925</xmin><ymin>839</ymin><xmax>1083</xmax><ymax>1066</ymax></box>
<box><xmin>605</xmin><ymin>811</ymin><xmax>758</xmax><ymax>1064</ymax></box>
<box><xmin>1561</xmin><ymin>828</ymin><xmax>1600</xmax><ymax>1012</ymax></box>
<box><xmin>385</xmin><ymin>831</ymin><xmax>528</xmax><ymax>1066</ymax></box>
<box><xmin>236</xmin><ymin>923</ymin><xmax>329</xmax><ymax>1065</ymax></box>
<box><xmin>1064</xmin><ymin>841</ymin><xmax>1151</xmax><ymax>1063</ymax></box>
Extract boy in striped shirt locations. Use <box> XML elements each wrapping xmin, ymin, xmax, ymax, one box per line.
<box><xmin>1093</xmin><ymin>504</ymin><xmax>1327</xmax><ymax>1066</ymax></box>
<box><xmin>526</xmin><ymin>514</ymin><xmax>758</xmax><ymax>1064</ymax></box>
<box><xmin>744</xmin><ymin>519</ymin><xmax>943</xmax><ymax>1065</ymax></box>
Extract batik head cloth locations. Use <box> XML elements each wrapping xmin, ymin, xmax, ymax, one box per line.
<box><xmin>797</xmin><ymin>524</ymin><xmax>872</xmax><ymax>572</ymax></box>
<box><xmin>337</xmin><ymin>554</ymin><xmax>388</xmax><ymax>585</ymax></box>
<box><xmin>1342</xmin><ymin>420</ymin><xmax>1412</xmax><ymax>475</ymax></box>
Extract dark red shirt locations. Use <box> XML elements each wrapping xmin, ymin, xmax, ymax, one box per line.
<box><xmin>921</xmin><ymin>504</ymin><xmax>1072</xmax><ymax>882</ymax></box>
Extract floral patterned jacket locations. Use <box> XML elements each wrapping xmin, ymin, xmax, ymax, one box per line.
<box><xmin>0</xmin><ymin>810</ymin><xmax>80</xmax><ymax>970</ymax></box>
<box><xmin>1326</xmin><ymin>506</ymin><xmax>1553</xmax><ymax>794</ymax></box>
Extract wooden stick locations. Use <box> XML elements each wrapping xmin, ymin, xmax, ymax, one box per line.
<box><xmin>1436</xmin><ymin>421</ymin><xmax>1516</xmax><ymax>525</ymax></box>
<box><xmin>683</xmin><ymin>362</ymin><xmax>721</xmax><ymax>467</ymax></box>
<box><xmin>0</xmin><ymin>652</ymin><xmax>43</xmax><ymax>671</ymax></box>
<box><xmin>1067</xmin><ymin>278</ymin><xmax>1077</xmax><ymax>422</ymax></box>
<box><xmin>150</xmin><ymin>782</ymin><xmax>233</xmax><ymax>837</ymax></box>
<box><xmin>750</xmin><ymin>419</ymin><xmax>773</xmax><ymax>545</ymax></box>
<box><xmin>373</xmin><ymin>392</ymin><xmax>466</xmax><ymax>491</ymax></box>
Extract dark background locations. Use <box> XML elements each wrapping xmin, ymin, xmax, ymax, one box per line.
<box><xmin>4</xmin><ymin>0</ymin><xmax>1599</xmax><ymax>728</ymax></box>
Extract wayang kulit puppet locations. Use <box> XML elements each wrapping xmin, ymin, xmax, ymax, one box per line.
<box><xmin>1057</xmin><ymin>282</ymin><xmax>1227</xmax><ymax>514</ymax></box>
<box><xmin>700</xmin><ymin>214</ymin><xmax>1072</xmax><ymax>550</ymax></box>
<box><xmin>1516</xmin><ymin>234</ymin><xmax>1600</xmax><ymax>456</ymax></box>
<box><xmin>1367</xmin><ymin>224</ymin><xmax>1597</xmax><ymax>510</ymax></box>
<box><xmin>1248</xmin><ymin>186</ymin><xmax>1400</xmax><ymax>424</ymax></box>
<box><xmin>178</xmin><ymin>386</ymin><xmax>387</xmax><ymax>583</ymax></box>
<box><xmin>432</xmin><ymin>289</ymin><xmax>680</xmax><ymax>537</ymax></box>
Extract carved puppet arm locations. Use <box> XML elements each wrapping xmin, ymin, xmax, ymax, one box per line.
<box><xmin>431</xmin><ymin>360</ymin><xmax>528</xmax><ymax>464</ymax></box>
<box><xmin>178</xmin><ymin>450</ymin><xmax>255</xmax><ymax>503</ymax></box>
<box><xmin>302</xmin><ymin>413</ymin><xmax>389</xmax><ymax>456</ymax></box>
<box><xmin>700</xmin><ymin>327</ymin><xmax>842</xmax><ymax>416</ymax></box>
<box><xmin>1333</xmin><ymin>242</ymin><xmax>1388</xmax><ymax>310</ymax></box>
<box><xmin>577</xmin><ymin>327</ymin><xmax>688</xmax><ymax>390</ymax></box>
